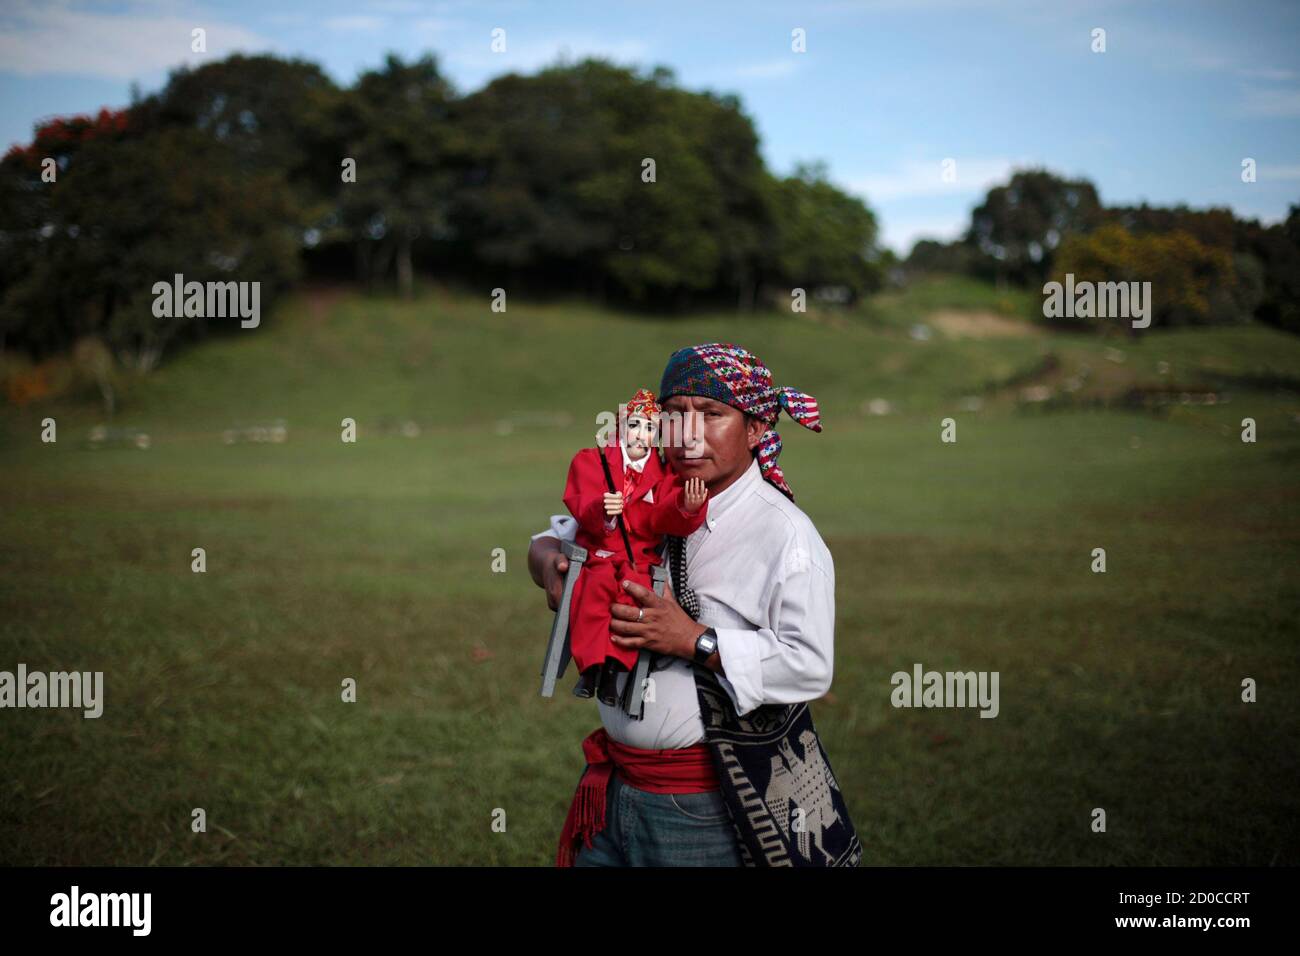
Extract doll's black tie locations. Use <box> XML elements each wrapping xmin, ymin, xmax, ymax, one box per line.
<box><xmin>667</xmin><ymin>535</ymin><xmax>701</xmax><ymax>621</ymax></box>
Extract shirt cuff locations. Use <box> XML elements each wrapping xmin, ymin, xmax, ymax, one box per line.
<box><xmin>529</xmin><ymin>514</ymin><xmax>577</xmax><ymax>542</ymax></box>
<box><xmin>713</xmin><ymin>627</ymin><xmax>764</xmax><ymax>717</ymax></box>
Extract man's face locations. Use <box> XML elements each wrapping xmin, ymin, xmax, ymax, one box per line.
<box><xmin>624</xmin><ymin>414</ymin><xmax>657</xmax><ymax>461</ymax></box>
<box><xmin>660</xmin><ymin>394</ymin><xmax>764</xmax><ymax>489</ymax></box>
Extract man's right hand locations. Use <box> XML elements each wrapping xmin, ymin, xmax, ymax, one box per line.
<box><xmin>528</xmin><ymin>535</ymin><xmax>571</xmax><ymax>611</ymax></box>
<box><xmin>542</xmin><ymin>548</ymin><xmax>570</xmax><ymax>611</ymax></box>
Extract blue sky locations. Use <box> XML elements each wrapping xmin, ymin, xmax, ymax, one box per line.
<box><xmin>2</xmin><ymin>0</ymin><xmax>1297</xmax><ymax>253</ymax></box>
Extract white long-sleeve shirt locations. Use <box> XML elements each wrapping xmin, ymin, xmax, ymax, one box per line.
<box><xmin>531</xmin><ymin>455</ymin><xmax>836</xmax><ymax>749</ymax></box>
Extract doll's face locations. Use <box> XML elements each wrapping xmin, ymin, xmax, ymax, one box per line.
<box><xmin>624</xmin><ymin>414</ymin><xmax>657</xmax><ymax>461</ymax></box>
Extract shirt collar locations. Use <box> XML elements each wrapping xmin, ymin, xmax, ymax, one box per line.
<box><xmin>702</xmin><ymin>455</ymin><xmax>761</xmax><ymax>529</ymax></box>
<box><xmin>620</xmin><ymin>442</ymin><xmax>649</xmax><ymax>474</ymax></box>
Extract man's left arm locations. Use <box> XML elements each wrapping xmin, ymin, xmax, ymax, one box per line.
<box><xmin>712</xmin><ymin>553</ymin><xmax>835</xmax><ymax>718</ymax></box>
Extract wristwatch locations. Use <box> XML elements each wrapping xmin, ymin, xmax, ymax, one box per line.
<box><xmin>693</xmin><ymin>627</ymin><xmax>719</xmax><ymax>664</ymax></box>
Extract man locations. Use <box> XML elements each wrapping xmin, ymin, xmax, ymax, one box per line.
<box><xmin>529</xmin><ymin>342</ymin><xmax>838</xmax><ymax>866</ymax></box>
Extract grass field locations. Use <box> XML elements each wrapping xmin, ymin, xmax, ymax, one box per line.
<box><xmin>2</xmin><ymin>279</ymin><xmax>1298</xmax><ymax>865</ymax></box>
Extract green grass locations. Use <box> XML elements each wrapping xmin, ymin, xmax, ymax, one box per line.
<box><xmin>2</xmin><ymin>279</ymin><xmax>1298</xmax><ymax>865</ymax></box>
<box><xmin>864</xmin><ymin>273</ymin><xmax>1040</xmax><ymax>327</ymax></box>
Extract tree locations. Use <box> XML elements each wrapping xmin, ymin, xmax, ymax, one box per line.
<box><xmin>966</xmin><ymin>169</ymin><xmax>1103</xmax><ymax>286</ymax></box>
<box><xmin>449</xmin><ymin>58</ymin><xmax>778</xmax><ymax>309</ymax></box>
<box><xmin>0</xmin><ymin>109</ymin><xmax>136</xmax><ymax>356</ymax></box>
<box><xmin>904</xmin><ymin>238</ymin><xmax>976</xmax><ymax>277</ymax></box>
<box><xmin>1051</xmin><ymin>224</ymin><xmax>1236</xmax><ymax>333</ymax></box>
<box><xmin>0</xmin><ymin>123</ymin><xmax>300</xmax><ymax>368</ymax></box>
<box><xmin>1104</xmin><ymin>202</ymin><xmax>1237</xmax><ymax>251</ymax></box>
<box><xmin>766</xmin><ymin>162</ymin><xmax>881</xmax><ymax>303</ymax></box>
<box><xmin>134</xmin><ymin>54</ymin><xmax>346</xmax><ymax>236</ymax></box>
<box><xmin>336</xmin><ymin>54</ymin><xmax>459</xmax><ymax>297</ymax></box>
<box><xmin>1235</xmin><ymin>205</ymin><xmax>1300</xmax><ymax>334</ymax></box>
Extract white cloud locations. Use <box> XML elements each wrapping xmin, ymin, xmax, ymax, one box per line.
<box><xmin>879</xmin><ymin>213</ymin><xmax>968</xmax><ymax>255</ymax></box>
<box><xmin>1242</xmin><ymin>87</ymin><xmax>1300</xmax><ymax>117</ymax></box>
<box><xmin>0</xmin><ymin>1</ymin><xmax>273</xmax><ymax>79</ymax></box>
<box><xmin>412</xmin><ymin>18</ymin><xmax>468</xmax><ymax>34</ymax></box>
<box><xmin>1188</xmin><ymin>54</ymin><xmax>1232</xmax><ymax>72</ymax></box>
<box><xmin>848</xmin><ymin>157</ymin><xmax>1017</xmax><ymax>202</ymax></box>
<box><xmin>812</xmin><ymin>0</ymin><xmax>1036</xmax><ymax>11</ymax></box>
<box><xmin>324</xmin><ymin>16</ymin><xmax>387</xmax><ymax>33</ymax></box>
<box><xmin>1238</xmin><ymin>67</ymin><xmax>1295</xmax><ymax>82</ymax></box>
<box><xmin>443</xmin><ymin>34</ymin><xmax>651</xmax><ymax>77</ymax></box>
<box><xmin>851</xmin><ymin>156</ymin><xmax>1035</xmax><ymax>253</ymax></box>
<box><xmin>687</xmin><ymin>57</ymin><xmax>801</xmax><ymax>88</ymax></box>
<box><xmin>729</xmin><ymin>58</ymin><xmax>799</xmax><ymax>79</ymax></box>
<box><xmin>366</xmin><ymin>0</ymin><xmax>425</xmax><ymax>12</ymax></box>
<box><xmin>261</xmin><ymin>13</ymin><xmax>309</xmax><ymax>27</ymax></box>
<box><xmin>1259</xmin><ymin>163</ymin><xmax>1300</xmax><ymax>182</ymax></box>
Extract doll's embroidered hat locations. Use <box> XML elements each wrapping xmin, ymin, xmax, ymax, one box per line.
<box><xmin>658</xmin><ymin>342</ymin><xmax>821</xmax><ymax>502</ymax></box>
<box><xmin>623</xmin><ymin>387</ymin><xmax>661</xmax><ymax>421</ymax></box>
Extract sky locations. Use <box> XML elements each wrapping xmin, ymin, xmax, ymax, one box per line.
<box><xmin>1</xmin><ymin>0</ymin><xmax>1297</xmax><ymax>253</ymax></box>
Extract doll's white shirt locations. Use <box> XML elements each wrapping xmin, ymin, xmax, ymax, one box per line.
<box><xmin>601</xmin><ymin>443</ymin><xmax>650</xmax><ymax>530</ymax></box>
<box><xmin>621</xmin><ymin>442</ymin><xmax>649</xmax><ymax>474</ymax></box>
<box><xmin>530</xmin><ymin>455</ymin><xmax>836</xmax><ymax>749</ymax></box>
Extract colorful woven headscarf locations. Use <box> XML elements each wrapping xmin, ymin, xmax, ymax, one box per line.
<box><xmin>658</xmin><ymin>343</ymin><xmax>822</xmax><ymax>501</ymax></box>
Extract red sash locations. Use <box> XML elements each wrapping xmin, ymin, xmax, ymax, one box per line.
<box><xmin>556</xmin><ymin>727</ymin><xmax>719</xmax><ymax>866</ymax></box>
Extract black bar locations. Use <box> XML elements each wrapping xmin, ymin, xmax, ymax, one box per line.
<box><xmin>0</xmin><ymin>866</ymin><xmax>1286</xmax><ymax>941</ymax></box>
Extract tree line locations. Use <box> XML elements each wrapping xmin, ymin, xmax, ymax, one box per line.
<box><xmin>0</xmin><ymin>52</ymin><xmax>882</xmax><ymax>369</ymax></box>
<box><xmin>4</xmin><ymin>50</ymin><xmax>1295</xmax><ymax>379</ymax></box>
<box><xmin>905</xmin><ymin>168</ymin><xmax>1300</xmax><ymax>335</ymax></box>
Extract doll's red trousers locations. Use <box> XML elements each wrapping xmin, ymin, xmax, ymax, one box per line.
<box><xmin>567</xmin><ymin>550</ymin><xmax>656</xmax><ymax>673</ymax></box>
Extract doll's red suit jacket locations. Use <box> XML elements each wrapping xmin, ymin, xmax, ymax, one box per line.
<box><xmin>562</xmin><ymin>442</ymin><xmax>709</xmax><ymax>564</ymax></box>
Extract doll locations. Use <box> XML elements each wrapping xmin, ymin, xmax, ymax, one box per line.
<box><xmin>562</xmin><ymin>387</ymin><xmax>709</xmax><ymax>706</ymax></box>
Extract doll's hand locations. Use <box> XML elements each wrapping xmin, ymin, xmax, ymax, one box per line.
<box><xmin>682</xmin><ymin>477</ymin><xmax>707</xmax><ymax>513</ymax></box>
<box><xmin>603</xmin><ymin>492</ymin><xmax>624</xmax><ymax>517</ymax></box>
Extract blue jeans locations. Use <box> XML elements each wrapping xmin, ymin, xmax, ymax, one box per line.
<box><xmin>573</xmin><ymin>769</ymin><xmax>744</xmax><ymax>867</ymax></box>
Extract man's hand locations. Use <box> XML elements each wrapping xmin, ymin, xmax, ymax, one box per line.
<box><xmin>610</xmin><ymin>578</ymin><xmax>706</xmax><ymax>660</ymax></box>
<box><xmin>604</xmin><ymin>491</ymin><xmax>624</xmax><ymax>517</ymax></box>
<box><xmin>682</xmin><ymin>477</ymin><xmax>707</xmax><ymax>514</ymax></box>
<box><xmin>528</xmin><ymin>536</ymin><xmax>569</xmax><ymax>611</ymax></box>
